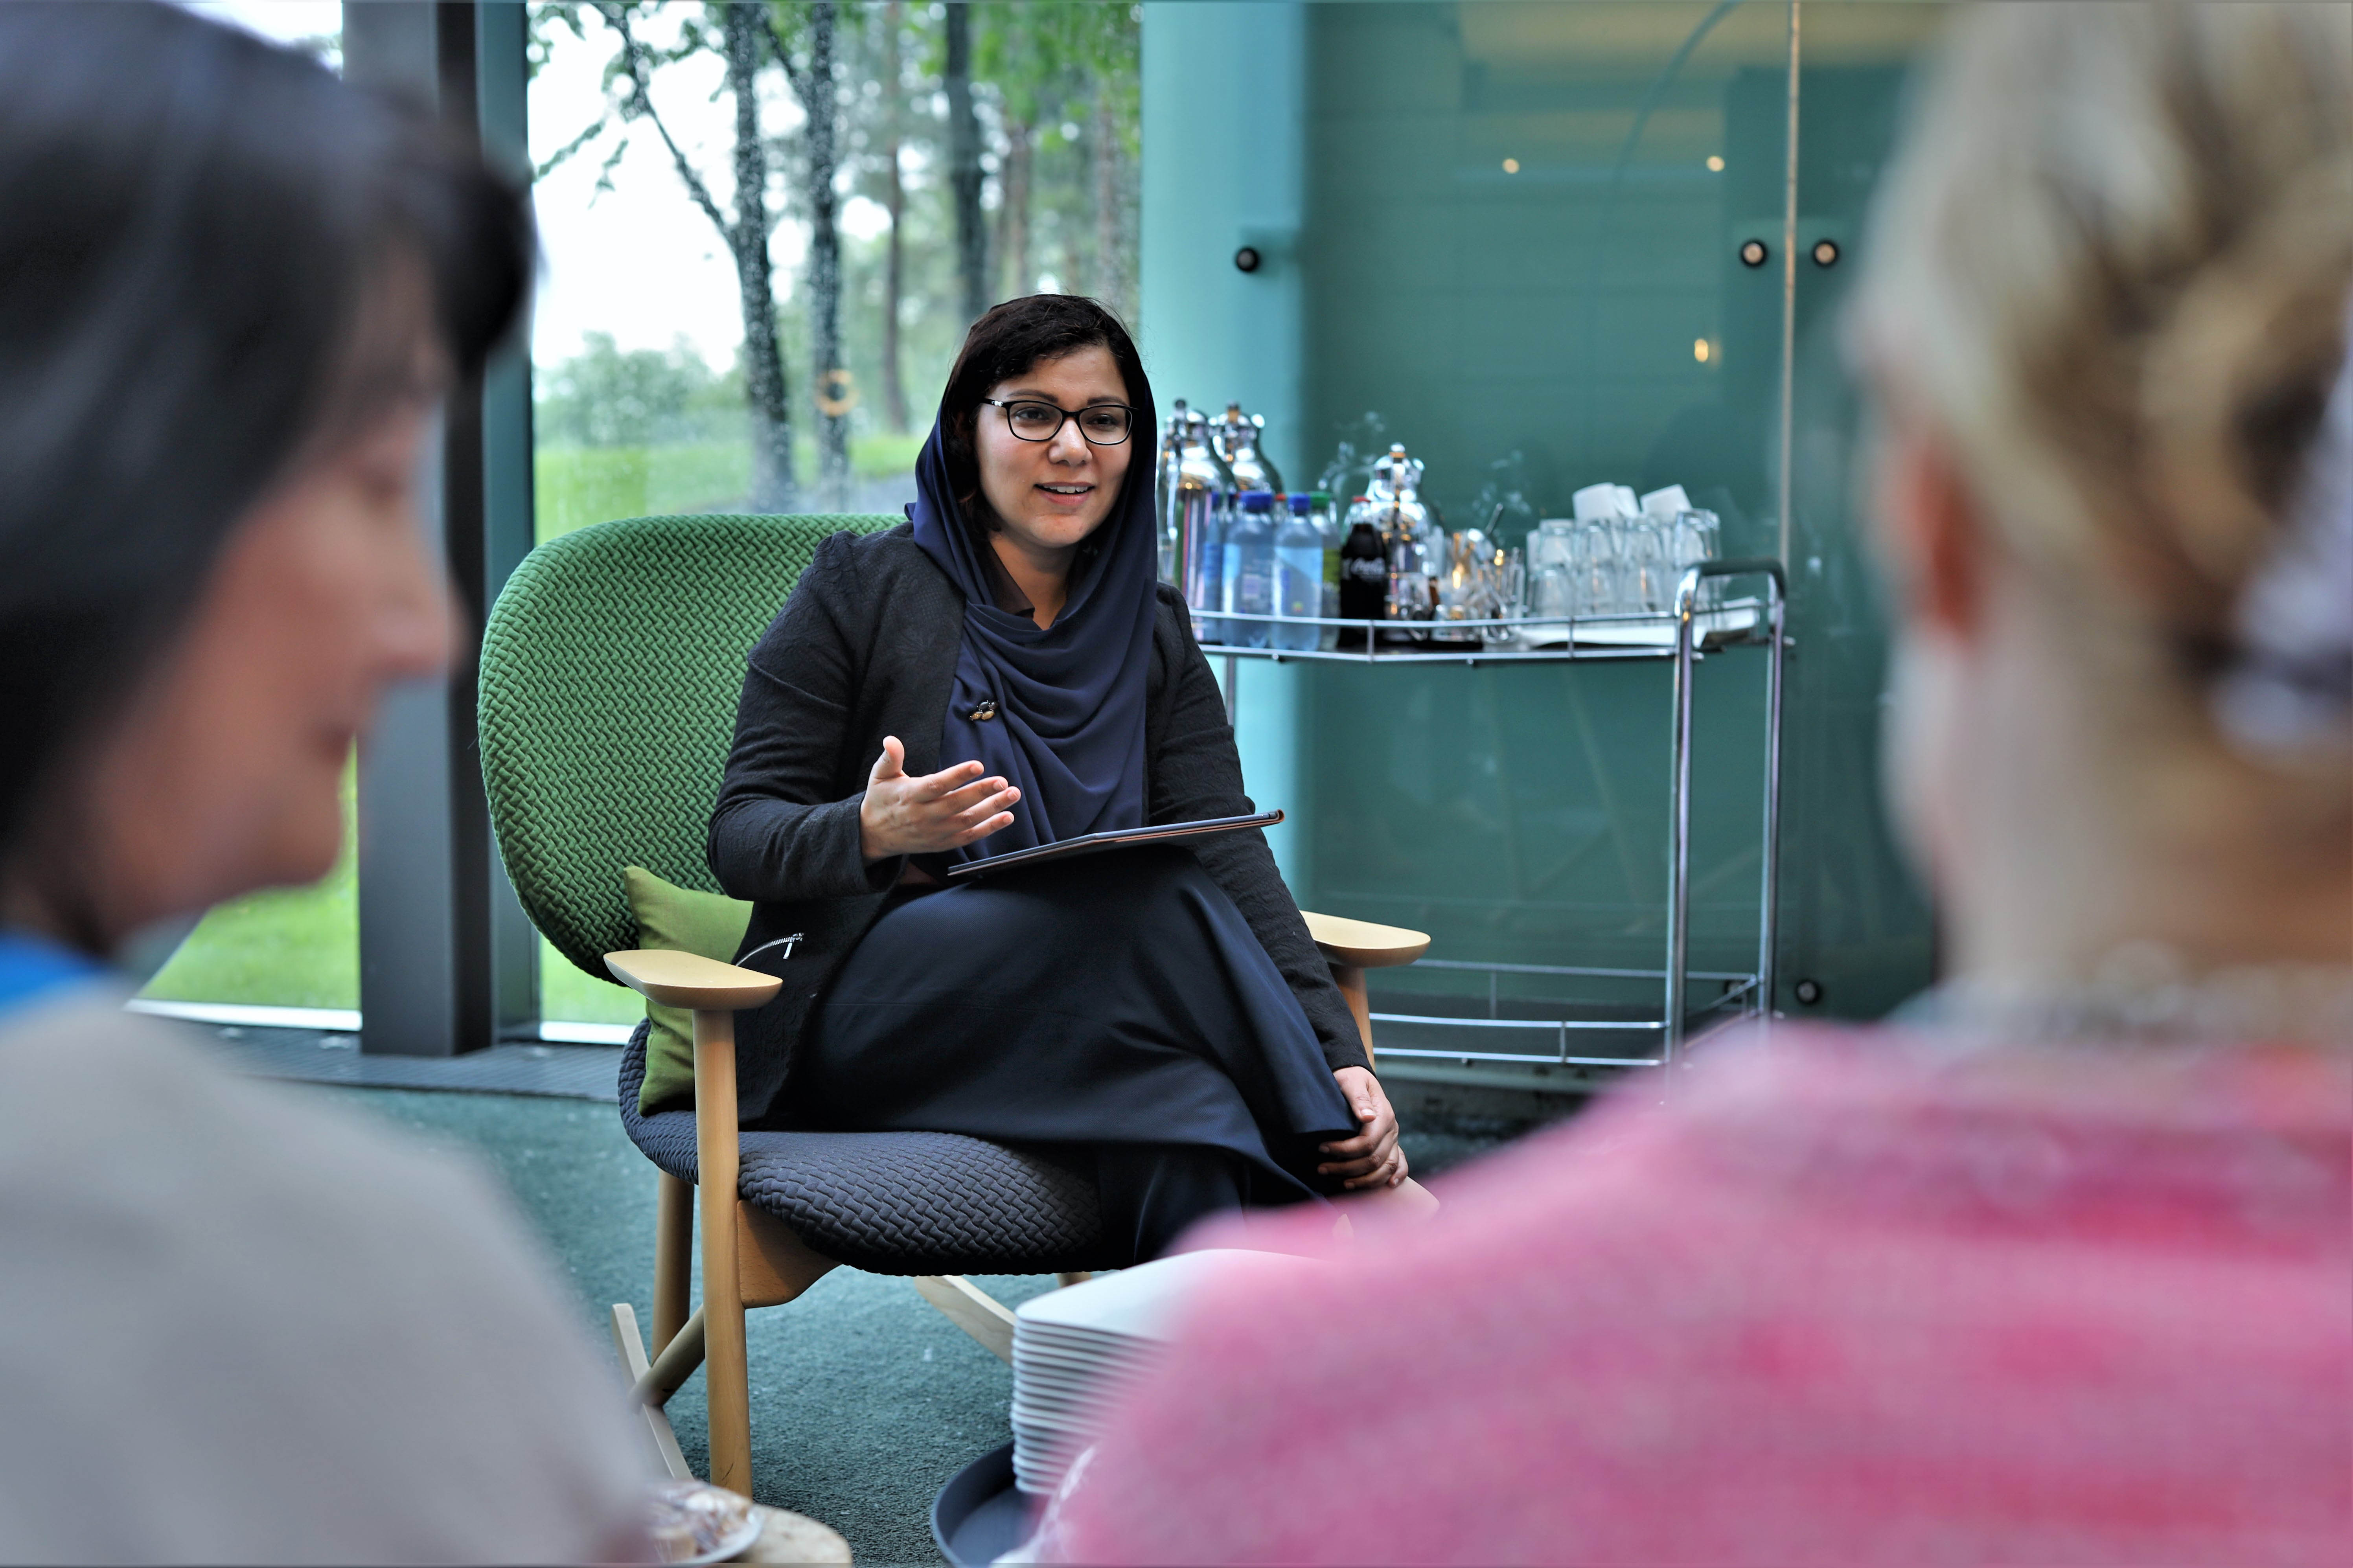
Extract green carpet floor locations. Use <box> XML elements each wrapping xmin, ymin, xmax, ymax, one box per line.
<box><xmin>316</xmin><ymin>1086</ymin><xmax>1523</xmax><ymax>1564</ymax></box>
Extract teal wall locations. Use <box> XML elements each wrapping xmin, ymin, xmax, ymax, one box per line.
<box><xmin>1141</xmin><ymin>2</ymin><xmax>1942</xmax><ymax>1025</ymax></box>
<box><xmin>1139</xmin><ymin>2</ymin><xmax>1314</xmax><ymax>886</ymax></box>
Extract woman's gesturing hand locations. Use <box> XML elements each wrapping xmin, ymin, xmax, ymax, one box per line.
<box><xmin>859</xmin><ymin>735</ymin><xmax>1020</xmax><ymax>861</ymax></box>
<box><xmin>1318</xmin><ymin>1065</ymin><xmax>1407</xmax><ymax>1190</ymax></box>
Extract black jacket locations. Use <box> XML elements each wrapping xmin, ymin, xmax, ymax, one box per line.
<box><xmin>708</xmin><ymin>522</ymin><xmax>1368</xmax><ymax>1126</ymax></box>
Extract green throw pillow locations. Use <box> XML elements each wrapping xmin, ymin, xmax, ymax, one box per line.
<box><xmin>623</xmin><ymin>865</ymin><xmax>754</xmax><ymax>1116</ymax></box>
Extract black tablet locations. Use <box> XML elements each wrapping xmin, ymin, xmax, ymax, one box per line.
<box><xmin>943</xmin><ymin>809</ymin><xmax>1284</xmax><ymax>880</ymax></box>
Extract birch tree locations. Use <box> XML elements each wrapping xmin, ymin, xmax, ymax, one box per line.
<box><xmin>766</xmin><ymin>1</ymin><xmax>851</xmax><ymax>504</ymax></box>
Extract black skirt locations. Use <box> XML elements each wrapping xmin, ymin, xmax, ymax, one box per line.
<box><xmin>770</xmin><ymin>845</ymin><xmax>1357</xmax><ymax>1263</ymax></box>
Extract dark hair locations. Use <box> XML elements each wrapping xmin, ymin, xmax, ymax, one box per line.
<box><xmin>939</xmin><ymin>294</ymin><xmax>1155</xmax><ymax>534</ymax></box>
<box><xmin>0</xmin><ymin>2</ymin><xmax>532</xmax><ymax>861</ymax></box>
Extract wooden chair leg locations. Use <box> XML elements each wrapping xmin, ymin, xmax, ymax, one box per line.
<box><xmin>1055</xmin><ymin>1272</ymin><xmax>1093</xmax><ymax>1288</ymax></box>
<box><xmin>654</xmin><ymin>1171</ymin><xmax>692</xmax><ymax>1356</ymax></box>
<box><xmin>912</xmin><ymin>1275</ymin><xmax>1017</xmax><ymax>1362</ymax></box>
<box><xmin>611</xmin><ymin>1303</ymin><xmax>693</xmax><ymax>1480</ymax></box>
<box><xmin>693</xmin><ymin>1007</ymin><xmax>753</xmax><ymax>1498</ymax></box>
<box><xmin>1330</xmin><ymin>961</ymin><xmax>1376</xmax><ymax>1067</ymax></box>
<box><xmin>631</xmin><ymin>1306</ymin><xmax>709</xmax><ymax>1407</ymax></box>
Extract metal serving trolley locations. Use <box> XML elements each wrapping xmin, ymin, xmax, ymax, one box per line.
<box><xmin>1199</xmin><ymin>559</ymin><xmax>1787</xmax><ymax>1085</ymax></box>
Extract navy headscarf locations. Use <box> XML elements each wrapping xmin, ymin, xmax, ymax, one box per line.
<box><xmin>909</xmin><ymin>389</ymin><xmax>1160</xmax><ymax>864</ymax></box>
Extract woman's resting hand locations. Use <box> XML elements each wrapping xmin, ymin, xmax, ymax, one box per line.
<box><xmin>859</xmin><ymin>735</ymin><xmax>1021</xmax><ymax>861</ymax></box>
<box><xmin>1319</xmin><ymin>1066</ymin><xmax>1406</xmax><ymax>1190</ymax></box>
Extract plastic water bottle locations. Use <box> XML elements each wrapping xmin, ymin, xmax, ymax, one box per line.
<box><xmin>1223</xmin><ymin>490</ymin><xmax>1277</xmax><ymax>651</ymax></box>
<box><xmin>1189</xmin><ymin>490</ymin><xmax>1227</xmax><ymax>643</ymax></box>
<box><xmin>1309</xmin><ymin>491</ymin><xmax>1341</xmax><ymax>649</ymax></box>
<box><xmin>1274</xmin><ymin>494</ymin><xmax>1322</xmax><ymax>651</ymax></box>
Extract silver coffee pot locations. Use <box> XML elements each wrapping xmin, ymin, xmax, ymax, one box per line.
<box><xmin>1367</xmin><ymin>443</ymin><xmax>1438</xmax><ymax>623</ymax></box>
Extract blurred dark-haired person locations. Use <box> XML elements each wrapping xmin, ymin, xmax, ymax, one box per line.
<box><xmin>0</xmin><ymin>6</ymin><xmax>640</xmax><ymax>1561</ymax></box>
<box><xmin>1030</xmin><ymin>5</ymin><xmax>2351</xmax><ymax>1564</ymax></box>
<box><xmin>706</xmin><ymin>293</ymin><xmax>1427</xmax><ymax>1265</ymax></box>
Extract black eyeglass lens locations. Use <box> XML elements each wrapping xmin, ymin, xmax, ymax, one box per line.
<box><xmin>1006</xmin><ymin>402</ymin><xmax>1063</xmax><ymax>438</ymax></box>
<box><xmin>1078</xmin><ymin>407</ymin><xmax>1131</xmax><ymax>443</ymax></box>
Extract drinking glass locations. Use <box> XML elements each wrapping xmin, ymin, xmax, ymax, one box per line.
<box><xmin>1678</xmin><ymin>508</ymin><xmax>1722</xmax><ymax>607</ymax></box>
<box><xmin>1490</xmin><ymin>546</ymin><xmax>1525</xmax><ymax>644</ymax></box>
<box><xmin>1619</xmin><ymin>518</ymin><xmax>1670</xmax><ymax>614</ymax></box>
<box><xmin>1532</xmin><ymin>559</ymin><xmax>1573</xmax><ymax>623</ymax></box>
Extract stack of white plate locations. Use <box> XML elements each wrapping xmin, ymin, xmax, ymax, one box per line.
<box><xmin>1009</xmin><ymin>1249</ymin><xmax>1317</xmax><ymax>1496</ymax></box>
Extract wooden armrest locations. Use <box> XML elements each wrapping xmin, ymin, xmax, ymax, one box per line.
<box><xmin>1301</xmin><ymin>911</ymin><xmax>1429</xmax><ymax>969</ymax></box>
<box><xmin>604</xmin><ymin>949</ymin><xmax>783</xmax><ymax>1010</ymax></box>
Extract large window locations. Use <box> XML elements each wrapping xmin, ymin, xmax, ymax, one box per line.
<box><xmin>138</xmin><ymin>2</ymin><xmax>1144</xmax><ymax>1039</ymax></box>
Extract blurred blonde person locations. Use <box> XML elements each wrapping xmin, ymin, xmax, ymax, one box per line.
<box><xmin>1034</xmin><ymin>5</ymin><xmax>2351</xmax><ymax>1563</ymax></box>
<box><xmin>0</xmin><ymin>6</ymin><xmax>642</xmax><ymax>1561</ymax></box>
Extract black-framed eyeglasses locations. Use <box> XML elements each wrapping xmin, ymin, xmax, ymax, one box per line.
<box><xmin>983</xmin><ymin>398</ymin><xmax>1134</xmax><ymax>445</ymax></box>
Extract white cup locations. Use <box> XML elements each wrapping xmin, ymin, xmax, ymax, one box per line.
<box><xmin>1639</xmin><ymin>484</ymin><xmax>1691</xmax><ymax>520</ymax></box>
<box><xmin>1571</xmin><ymin>482</ymin><xmax>1622</xmax><ymax>523</ymax></box>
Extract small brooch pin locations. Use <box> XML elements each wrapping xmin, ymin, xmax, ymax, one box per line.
<box><xmin>967</xmin><ymin>700</ymin><xmax>999</xmax><ymax>722</ymax></box>
<box><xmin>740</xmin><ymin>932</ymin><xmax>803</xmax><ymax>965</ymax></box>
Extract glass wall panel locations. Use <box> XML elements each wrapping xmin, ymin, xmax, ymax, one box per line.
<box><xmin>1262</xmin><ymin>1</ymin><xmax>1943</xmax><ymax>1037</ymax></box>
<box><xmin>136</xmin><ymin>2</ymin><xmax>353</xmax><ymax>1017</ymax></box>
<box><xmin>1291</xmin><ymin>2</ymin><xmax>1801</xmax><ymax>1045</ymax></box>
<box><xmin>1778</xmin><ymin>1</ymin><xmax>1950</xmax><ymax>1017</ymax></box>
<box><xmin>526</xmin><ymin>5</ymin><xmax>734</xmax><ymax>1026</ymax></box>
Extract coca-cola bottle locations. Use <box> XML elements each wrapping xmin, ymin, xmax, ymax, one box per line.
<box><xmin>1337</xmin><ymin>499</ymin><xmax>1389</xmax><ymax>651</ymax></box>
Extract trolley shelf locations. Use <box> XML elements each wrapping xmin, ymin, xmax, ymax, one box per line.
<box><xmin>1205</xmin><ymin>560</ymin><xmax>1788</xmax><ymax>1077</ymax></box>
<box><xmin>1192</xmin><ymin>600</ymin><xmax>1770</xmax><ymax>666</ymax></box>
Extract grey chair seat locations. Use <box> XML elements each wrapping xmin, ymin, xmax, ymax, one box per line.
<box><xmin>616</xmin><ymin>1024</ymin><xmax>1111</xmax><ymax>1275</ymax></box>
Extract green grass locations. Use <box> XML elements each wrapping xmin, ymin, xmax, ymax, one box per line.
<box><xmin>140</xmin><ymin>869</ymin><xmax>359</xmax><ymax>1009</ymax></box>
<box><xmin>534</xmin><ymin>441</ymin><xmax>751</xmax><ymax>542</ymax></box>
<box><xmin>840</xmin><ymin>429</ymin><xmax>924</xmax><ymax>478</ymax></box>
<box><xmin>535</xmin><ymin>432</ymin><xmax>925</xmax><ymax>542</ymax></box>
<box><xmin>541</xmin><ymin>939</ymin><xmax>646</xmax><ymax>1026</ymax></box>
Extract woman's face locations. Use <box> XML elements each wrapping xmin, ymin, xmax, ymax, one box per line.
<box><xmin>65</xmin><ymin>396</ymin><xmax>454</xmax><ymax>943</ymax></box>
<box><xmin>973</xmin><ymin>344</ymin><xmax>1133</xmax><ymax>559</ymax></box>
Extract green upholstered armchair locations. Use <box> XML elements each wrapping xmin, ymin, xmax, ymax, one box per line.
<box><xmin>476</xmin><ymin>512</ymin><xmax>1427</xmax><ymax>1498</ymax></box>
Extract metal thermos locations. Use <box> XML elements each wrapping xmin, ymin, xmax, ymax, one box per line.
<box><xmin>1157</xmin><ymin>399</ymin><xmax>1235</xmax><ymax>601</ymax></box>
<box><xmin>1208</xmin><ymin>401</ymin><xmax>1284</xmax><ymax>495</ymax></box>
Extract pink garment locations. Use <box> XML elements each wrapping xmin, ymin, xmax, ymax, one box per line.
<box><xmin>1043</xmin><ymin>1028</ymin><xmax>2351</xmax><ymax>1565</ymax></box>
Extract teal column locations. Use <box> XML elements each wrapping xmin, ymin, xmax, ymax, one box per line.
<box><xmin>1140</xmin><ymin>2</ymin><xmax>1314</xmax><ymax>892</ymax></box>
<box><xmin>476</xmin><ymin>1</ymin><xmax>540</xmax><ymax>1037</ymax></box>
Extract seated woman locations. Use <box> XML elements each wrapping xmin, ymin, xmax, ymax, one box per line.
<box><xmin>710</xmin><ymin>296</ymin><xmax>1414</xmax><ymax>1263</ymax></box>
